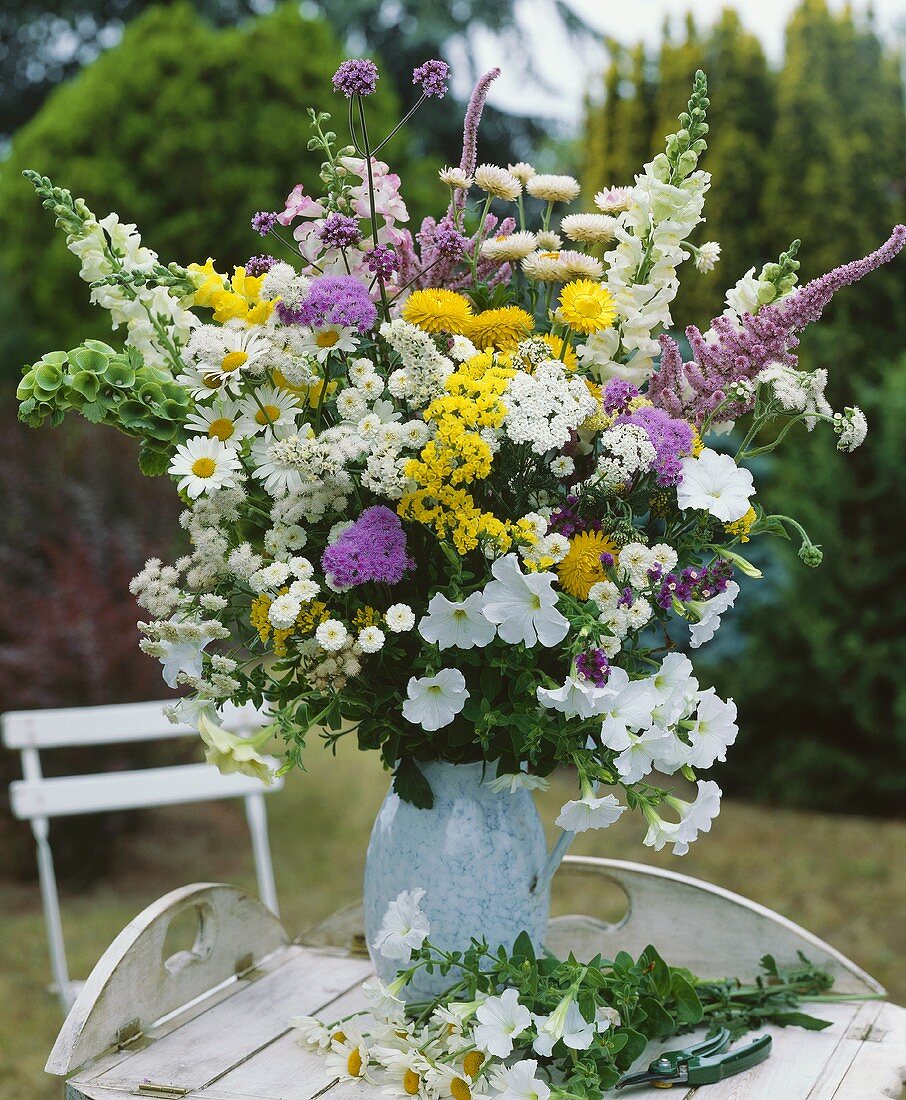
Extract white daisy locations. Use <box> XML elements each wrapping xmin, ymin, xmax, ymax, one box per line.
<box><xmin>169</xmin><ymin>436</ymin><xmax>242</xmax><ymax>499</ymax></box>
<box><xmin>184</xmin><ymin>397</ymin><xmax>256</xmax><ymax>446</ymax></box>
<box><xmin>180</xmin><ymin>326</ymin><xmax>270</xmax><ymax>397</ymax></box>
<box><xmin>240</xmin><ymin>384</ymin><xmax>301</xmax><ymax>433</ymax></box>
<box><xmin>401</xmin><ymin>669</ymin><xmax>470</xmax><ymax>732</ymax></box>
<box><xmin>296</xmin><ymin>324</ymin><xmax>359</xmax><ymax>361</ymax></box>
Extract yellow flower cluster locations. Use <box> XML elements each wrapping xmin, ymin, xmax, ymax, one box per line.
<box><xmin>400</xmin><ymin>352</ymin><xmax>515</xmax><ymax>554</ymax></box>
<box><xmin>250</xmin><ymin>592</ymin><xmax>329</xmax><ymax>657</ymax></box>
<box><xmin>724</xmin><ymin>506</ymin><xmax>757</xmax><ymax>542</ymax></box>
<box><xmin>189</xmin><ymin>259</ymin><xmax>274</xmax><ymax>325</ymax></box>
<box><xmin>354</xmin><ymin>606</ymin><xmax>382</xmax><ymax>629</ymax></box>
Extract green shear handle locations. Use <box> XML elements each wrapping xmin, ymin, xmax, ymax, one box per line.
<box><xmin>615</xmin><ymin>1029</ymin><xmax>772</xmax><ymax>1089</ymax></box>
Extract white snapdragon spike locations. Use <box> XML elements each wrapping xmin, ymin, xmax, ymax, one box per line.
<box><xmin>473</xmin><ymin>988</ymin><xmax>532</xmax><ymax>1058</ymax></box>
<box><xmin>643</xmin><ymin>781</ymin><xmax>722</xmax><ymax>856</ymax></box>
<box><xmin>685</xmin><ymin>689</ymin><xmax>739</xmax><ymax>768</ymax></box>
<box><xmin>169</xmin><ymin>436</ymin><xmax>242</xmax><ymax>499</ymax></box>
<box><xmin>677</xmin><ymin>449</ymin><xmax>755</xmax><ymax>523</ymax></box>
<box><xmin>486</xmin><ymin>771</ymin><xmax>551</xmax><ymax>794</ymax></box>
<box><xmin>371</xmin><ymin>888</ymin><xmax>431</xmax><ymax>961</ymax></box>
<box><xmin>536</xmin><ymin>672</ymin><xmax>613</xmax><ymax>720</ymax></box>
<box><xmin>197</xmin><ymin>713</ymin><xmax>274</xmax><ymax>785</ymax></box>
<box><xmin>419</xmin><ymin>592</ymin><xmax>497</xmax><ymax>650</ymax></box>
<box><xmin>481</xmin><ymin>554</ymin><xmax>569</xmax><ymax>648</ymax></box>
<box><xmin>555</xmin><ymin>792</ymin><xmax>625</xmax><ymax>833</ymax></box>
<box><xmin>489</xmin><ymin>1059</ymin><xmax>551</xmax><ymax>1100</ymax></box>
<box><xmin>688</xmin><ymin>581</ymin><xmax>740</xmax><ymax>648</ymax></box>
<box><xmin>402</xmin><ymin>669</ymin><xmax>470</xmax><ymax>731</ymax></box>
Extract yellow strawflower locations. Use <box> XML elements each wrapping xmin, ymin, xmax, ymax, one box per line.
<box><xmin>402</xmin><ymin>288</ymin><xmax>473</xmax><ymax>334</ymax></box>
<box><xmin>466</xmin><ymin>306</ymin><xmax>534</xmax><ymax>350</ymax></box>
<box><xmin>557</xmin><ymin>529</ymin><xmax>619</xmax><ymax>599</ymax></box>
<box><xmin>558</xmin><ymin>279</ymin><xmax>617</xmax><ymax>334</ymax></box>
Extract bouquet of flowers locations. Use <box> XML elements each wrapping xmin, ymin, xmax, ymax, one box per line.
<box><xmin>17</xmin><ymin>58</ymin><xmax>904</xmax><ymax>857</ymax></box>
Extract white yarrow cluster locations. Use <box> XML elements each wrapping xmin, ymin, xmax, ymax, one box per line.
<box><xmin>502</xmin><ymin>361</ymin><xmax>598</xmax><ymax>455</ymax></box>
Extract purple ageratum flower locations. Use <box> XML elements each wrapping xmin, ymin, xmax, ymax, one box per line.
<box><xmin>575</xmin><ymin>649</ymin><xmax>610</xmax><ymax>687</ymax></box>
<box><xmin>317</xmin><ymin>212</ymin><xmax>362</xmax><ymax>250</ymax></box>
<box><xmin>321</xmin><ymin>506</ymin><xmax>415</xmax><ymax>587</ymax></box>
<box><xmin>251</xmin><ymin>211</ymin><xmax>278</xmax><ymax>237</ymax></box>
<box><xmin>245</xmin><ymin>254</ymin><xmax>277</xmax><ymax>277</ymax></box>
<box><xmin>365</xmin><ymin>245</ymin><xmax>400</xmax><ymax>278</ymax></box>
<box><xmin>617</xmin><ymin>406</ymin><xmax>693</xmax><ymax>487</ymax></box>
<box><xmin>297</xmin><ymin>275</ymin><xmax>378</xmax><ymax>333</ymax></box>
<box><xmin>333</xmin><ymin>58</ymin><xmax>379</xmax><ymax>98</ymax></box>
<box><xmin>433</xmin><ymin>221</ymin><xmax>469</xmax><ymax>261</ymax></box>
<box><xmin>412</xmin><ymin>59</ymin><xmax>450</xmax><ymax>99</ymax></box>
<box><xmin>602</xmin><ymin>378</ymin><xmax>640</xmax><ymax>415</ymax></box>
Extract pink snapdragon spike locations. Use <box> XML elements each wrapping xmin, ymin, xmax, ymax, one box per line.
<box><xmin>650</xmin><ymin>224</ymin><xmax>906</xmax><ymax>425</ymax></box>
<box><xmin>276</xmin><ymin>183</ymin><xmax>324</xmax><ymax>227</ymax></box>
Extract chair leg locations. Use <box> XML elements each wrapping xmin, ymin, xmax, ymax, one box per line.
<box><xmin>31</xmin><ymin>817</ymin><xmax>74</xmax><ymax>1012</ymax></box>
<box><xmin>244</xmin><ymin>793</ymin><xmax>279</xmax><ymax>916</ymax></box>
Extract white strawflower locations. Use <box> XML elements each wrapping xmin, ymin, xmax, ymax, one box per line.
<box><xmin>315</xmin><ymin>619</ymin><xmax>349</xmax><ymax>652</ymax></box>
<box><xmin>268</xmin><ymin>593</ymin><xmax>301</xmax><ymax>630</ymax></box>
<box><xmin>508</xmin><ymin>161</ymin><xmax>536</xmax><ymax>183</ymax></box>
<box><xmin>527</xmin><ymin>174</ymin><xmax>581</xmax><ymax>203</ymax></box>
<box><xmin>522</xmin><ymin>250</ymin><xmax>567</xmax><ymax>282</ymax></box>
<box><xmin>593</xmin><ymin>185</ymin><xmax>633</xmax><ymax>213</ymax></box>
<box><xmin>695</xmin><ymin>241</ymin><xmax>722</xmax><ymax>273</ymax></box>
<box><xmin>474</xmin><ymin>163</ymin><xmax>522</xmax><ymax>201</ymax></box>
<box><xmin>558</xmin><ymin>249</ymin><xmax>604</xmax><ymax>280</ymax></box>
<box><xmin>438</xmin><ymin>166</ymin><xmax>473</xmax><ymax>190</ymax></box>
<box><xmin>358</xmin><ymin>626</ymin><xmax>385</xmax><ymax>653</ymax></box>
<box><xmin>385</xmin><ymin>603</ymin><xmax>415</xmax><ymax>632</ymax></box>
<box><xmin>480</xmin><ymin>230</ymin><xmax>539</xmax><ymax>261</ymax></box>
<box><xmin>536</xmin><ymin>230</ymin><xmax>562</xmax><ymax>250</ymax></box>
<box><xmin>560</xmin><ymin>213</ymin><xmax>618</xmax><ymax>244</ymax></box>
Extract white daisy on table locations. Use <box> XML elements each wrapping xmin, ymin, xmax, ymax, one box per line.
<box><xmin>289</xmin><ymin>1015</ymin><xmax>333</xmax><ymax>1050</ymax></box>
<box><xmin>325</xmin><ymin>1023</ymin><xmax>372</xmax><ymax>1082</ymax></box>
<box><xmin>296</xmin><ymin>324</ymin><xmax>359</xmax><ymax>362</ymax></box>
<box><xmin>184</xmin><ymin>396</ymin><xmax>256</xmax><ymax>446</ymax></box>
<box><xmin>418</xmin><ymin>592</ymin><xmax>496</xmax><ymax>650</ymax></box>
<box><xmin>239</xmin><ymin>383</ymin><xmax>301</xmax><ymax>433</ymax></box>
<box><xmin>401</xmin><ymin>669</ymin><xmax>470</xmax><ymax>731</ymax></box>
<box><xmin>169</xmin><ymin>436</ymin><xmax>242</xmax><ymax>499</ymax></box>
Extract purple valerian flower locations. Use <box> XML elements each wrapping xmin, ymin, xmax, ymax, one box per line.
<box><xmin>575</xmin><ymin>649</ymin><xmax>610</xmax><ymax>687</ymax></box>
<box><xmin>296</xmin><ymin>275</ymin><xmax>377</xmax><ymax>333</ymax></box>
<box><xmin>317</xmin><ymin>212</ymin><xmax>362</xmax><ymax>250</ymax></box>
<box><xmin>602</xmin><ymin>379</ymin><xmax>639</xmax><ymax>415</ymax></box>
<box><xmin>617</xmin><ymin>406</ymin><xmax>693</xmax><ymax>487</ymax></box>
<box><xmin>412</xmin><ymin>59</ymin><xmax>450</xmax><ymax>99</ymax></box>
<box><xmin>650</xmin><ymin>225</ymin><xmax>906</xmax><ymax>425</ymax></box>
<box><xmin>332</xmin><ymin>58</ymin><xmax>379</xmax><ymax>97</ymax></box>
<box><xmin>244</xmin><ymin>254</ymin><xmax>277</xmax><ymax>277</ymax></box>
<box><xmin>251</xmin><ymin>211</ymin><xmax>277</xmax><ymax>236</ymax></box>
<box><xmin>364</xmin><ymin>245</ymin><xmax>400</xmax><ymax>278</ymax></box>
<box><xmin>321</xmin><ymin>506</ymin><xmax>415</xmax><ymax>587</ymax></box>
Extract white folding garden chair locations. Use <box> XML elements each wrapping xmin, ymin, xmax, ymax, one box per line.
<box><xmin>2</xmin><ymin>698</ymin><xmax>283</xmax><ymax>1011</ymax></box>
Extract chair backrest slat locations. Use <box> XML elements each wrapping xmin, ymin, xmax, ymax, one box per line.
<box><xmin>1</xmin><ymin>700</ymin><xmax>267</xmax><ymax>750</ymax></box>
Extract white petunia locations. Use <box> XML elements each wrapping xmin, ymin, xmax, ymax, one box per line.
<box><xmin>685</xmin><ymin>688</ymin><xmax>738</xmax><ymax>768</ymax></box>
<box><xmin>418</xmin><ymin>592</ymin><xmax>496</xmax><ymax>650</ymax></box>
<box><xmin>401</xmin><ymin>669</ymin><xmax>470</xmax><ymax>731</ymax></box>
<box><xmin>598</xmin><ymin>669</ymin><xmax>658</xmax><ymax>750</ymax></box>
<box><xmin>385</xmin><ymin>603</ymin><xmax>416</xmax><ymax>632</ymax></box>
<box><xmin>371</xmin><ymin>887</ymin><xmax>431</xmax><ymax>960</ymax></box>
<box><xmin>169</xmin><ymin>436</ymin><xmax>242</xmax><ymax>499</ymax></box>
<box><xmin>533</xmin><ymin>998</ymin><xmax>595</xmax><ymax>1055</ymax></box>
<box><xmin>481</xmin><ymin>554</ymin><xmax>569</xmax><ymax>648</ymax></box>
<box><xmin>677</xmin><ymin>448</ymin><xmax>755</xmax><ymax>523</ymax></box>
<box><xmin>488</xmin><ymin>1059</ymin><xmax>550</xmax><ymax>1100</ymax></box>
<box><xmin>614</xmin><ymin>727</ymin><xmax>673</xmax><ymax>783</ymax></box>
<box><xmin>643</xmin><ymin>781</ymin><xmax>722</xmax><ymax>856</ymax></box>
<box><xmin>537</xmin><ymin>673</ymin><xmax>613</xmax><ymax>720</ymax></box>
<box><xmin>688</xmin><ymin>581</ymin><xmax>740</xmax><ymax>648</ymax></box>
<box><xmin>555</xmin><ymin>793</ymin><xmax>626</xmax><ymax>833</ymax></box>
<box><xmin>473</xmin><ymin>989</ymin><xmax>532</xmax><ymax>1058</ymax></box>
<box><xmin>486</xmin><ymin>771</ymin><xmax>551</xmax><ymax>794</ymax></box>
<box><xmin>198</xmin><ymin>713</ymin><xmax>274</xmax><ymax>785</ymax></box>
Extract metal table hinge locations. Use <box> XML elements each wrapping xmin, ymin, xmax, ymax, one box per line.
<box><xmin>116</xmin><ymin>1020</ymin><xmax>151</xmax><ymax>1052</ymax></box>
<box><xmin>136</xmin><ymin>1084</ymin><xmax>189</xmax><ymax>1098</ymax></box>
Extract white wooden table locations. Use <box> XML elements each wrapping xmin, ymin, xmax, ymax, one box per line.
<box><xmin>47</xmin><ymin>858</ymin><xmax>906</xmax><ymax>1099</ymax></box>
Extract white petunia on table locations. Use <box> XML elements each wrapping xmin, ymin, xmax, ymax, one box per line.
<box><xmin>481</xmin><ymin>554</ymin><xmax>569</xmax><ymax>648</ymax></box>
<box><xmin>402</xmin><ymin>669</ymin><xmax>470</xmax><ymax>731</ymax></box>
<box><xmin>687</xmin><ymin>581</ymin><xmax>740</xmax><ymax>648</ymax></box>
<box><xmin>168</xmin><ymin>436</ymin><xmax>242</xmax><ymax>499</ymax></box>
<box><xmin>488</xmin><ymin>1058</ymin><xmax>551</xmax><ymax>1100</ymax></box>
<box><xmin>677</xmin><ymin>448</ymin><xmax>755</xmax><ymax>523</ymax></box>
<box><xmin>419</xmin><ymin>592</ymin><xmax>497</xmax><ymax>650</ymax></box>
<box><xmin>371</xmin><ymin>887</ymin><xmax>431</xmax><ymax>961</ymax></box>
<box><xmin>555</xmin><ymin>788</ymin><xmax>626</xmax><ymax>833</ymax></box>
<box><xmin>473</xmin><ymin>988</ymin><xmax>533</xmax><ymax>1058</ymax></box>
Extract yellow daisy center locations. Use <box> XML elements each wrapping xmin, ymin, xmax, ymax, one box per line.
<box><xmin>331</xmin><ymin>1031</ymin><xmax>347</xmax><ymax>1044</ymax></box>
<box><xmin>207</xmin><ymin>417</ymin><xmax>235</xmax><ymax>440</ymax></box>
<box><xmin>191</xmin><ymin>457</ymin><xmax>217</xmax><ymax>478</ymax></box>
<box><xmin>255</xmin><ymin>404</ymin><xmax>281</xmax><ymax>425</ymax></box>
<box><xmin>403</xmin><ymin>1070</ymin><xmax>421</xmax><ymax>1095</ymax></box>
<box><xmin>316</xmin><ymin>330</ymin><xmax>340</xmax><ymax>348</ymax></box>
<box><xmin>221</xmin><ymin>350</ymin><xmax>248</xmax><ymax>373</ymax></box>
<box><xmin>347</xmin><ymin>1049</ymin><xmax>363</xmax><ymax>1077</ymax></box>
<box><xmin>558</xmin><ymin>529</ymin><xmax>620</xmax><ymax>599</ymax></box>
<box><xmin>462</xmin><ymin>1052</ymin><xmax>485</xmax><ymax>1078</ymax></box>
<box><xmin>450</xmin><ymin>1079</ymin><xmax>471</xmax><ymax>1100</ymax></box>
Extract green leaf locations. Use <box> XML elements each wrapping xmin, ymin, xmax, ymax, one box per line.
<box><xmin>511</xmin><ymin>930</ymin><xmax>536</xmax><ymax>964</ymax></box>
<box><xmin>618</xmin><ymin>1028</ymin><xmax>649</xmax><ymax>1066</ymax></box>
<box><xmin>641</xmin><ymin>944</ymin><xmax>672</xmax><ymax>999</ymax></box>
<box><xmin>80</xmin><ymin>401</ymin><xmax>106</xmax><ymax>423</ymax></box>
<box><xmin>638</xmin><ymin>996</ymin><xmax>675</xmax><ymax>1038</ymax></box>
<box><xmin>671</xmin><ymin>973</ymin><xmax>704</xmax><ymax>1024</ymax></box>
<box><xmin>763</xmin><ymin>1011</ymin><xmax>832</xmax><ymax>1031</ymax></box>
<box><xmin>393</xmin><ymin>758</ymin><xmax>433</xmax><ymax>809</ymax></box>
<box><xmin>138</xmin><ymin>444</ymin><xmax>172</xmax><ymax>476</ymax></box>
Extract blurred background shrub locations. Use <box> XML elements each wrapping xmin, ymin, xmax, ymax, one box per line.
<box><xmin>0</xmin><ymin>0</ymin><xmax>902</xmax><ymax>892</ymax></box>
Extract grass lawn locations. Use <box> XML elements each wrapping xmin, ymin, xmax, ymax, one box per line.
<box><xmin>2</xmin><ymin>738</ymin><xmax>903</xmax><ymax>1097</ymax></box>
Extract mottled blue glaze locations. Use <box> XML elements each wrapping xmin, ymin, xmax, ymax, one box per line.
<box><xmin>364</xmin><ymin>761</ymin><xmax>551</xmax><ymax>998</ymax></box>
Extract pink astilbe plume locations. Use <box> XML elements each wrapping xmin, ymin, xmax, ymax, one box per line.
<box><xmin>454</xmin><ymin>67</ymin><xmax>500</xmax><ymax>213</ymax></box>
<box><xmin>649</xmin><ymin>225</ymin><xmax>906</xmax><ymax>425</ymax></box>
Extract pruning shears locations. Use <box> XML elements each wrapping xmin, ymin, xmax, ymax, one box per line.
<box><xmin>614</xmin><ymin>1028</ymin><xmax>772</xmax><ymax>1090</ymax></box>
